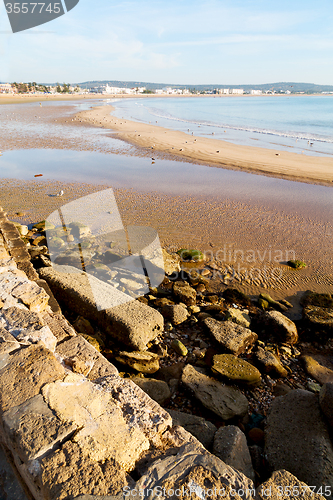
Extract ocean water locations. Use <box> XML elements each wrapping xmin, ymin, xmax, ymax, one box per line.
<box><xmin>109</xmin><ymin>95</ymin><xmax>333</xmax><ymax>157</ymax></box>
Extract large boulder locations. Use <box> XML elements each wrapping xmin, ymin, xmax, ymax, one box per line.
<box><xmin>203</xmin><ymin>318</ymin><xmax>257</xmax><ymax>355</ymax></box>
<box><xmin>182</xmin><ymin>364</ymin><xmax>248</xmax><ymax>421</ymax></box>
<box><xmin>265</xmin><ymin>389</ymin><xmax>333</xmax><ymax>489</ymax></box>
<box><xmin>260</xmin><ymin>310</ymin><xmax>298</xmax><ymax>344</ymax></box>
<box><xmin>38</xmin><ymin>266</ymin><xmax>164</xmax><ymax>351</ymax></box>
<box><xmin>213</xmin><ymin>425</ymin><xmax>255</xmax><ymax>482</ymax></box>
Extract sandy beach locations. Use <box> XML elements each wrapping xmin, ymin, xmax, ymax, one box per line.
<box><xmin>76</xmin><ymin>105</ymin><xmax>333</xmax><ymax>186</ymax></box>
<box><xmin>0</xmin><ymin>97</ymin><xmax>332</xmax><ymax>304</ymax></box>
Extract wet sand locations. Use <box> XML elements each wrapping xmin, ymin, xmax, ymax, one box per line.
<box><xmin>0</xmin><ymin>99</ymin><xmax>332</xmax><ymax>303</ymax></box>
<box><xmin>77</xmin><ymin>105</ymin><xmax>333</xmax><ymax>187</ymax></box>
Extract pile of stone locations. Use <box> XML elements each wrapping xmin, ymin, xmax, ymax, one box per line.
<box><xmin>1</xmin><ymin>212</ymin><xmax>332</xmax><ymax>498</ymax></box>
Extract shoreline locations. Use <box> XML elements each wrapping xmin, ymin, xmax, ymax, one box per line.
<box><xmin>76</xmin><ymin>104</ymin><xmax>333</xmax><ymax>187</ymax></box>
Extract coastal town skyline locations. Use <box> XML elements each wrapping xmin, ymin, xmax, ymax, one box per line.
<box><xmin>0</xmin><ymin>0</ymin><xmax>332</xmax><ymax>85</ymax></box>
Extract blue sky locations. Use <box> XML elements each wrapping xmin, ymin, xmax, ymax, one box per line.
<box><xmin>0</xmin><ymin>0</ymin><xmax>333</xmax><ymax>84</ymax></box>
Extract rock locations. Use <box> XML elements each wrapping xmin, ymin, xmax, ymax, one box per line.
<box><xmin>42</xmin><ymin>372</ymin><xmax>150</xmax><ymax>467</ymax></box>
<box><xmin>211</xmin><ymin>354</ymin><xmax>261</xmax><ymax>387</ymax></box>
<box><xmin>3</xmin><ymin>394</ymin><xmax>77</xmax><ymax>462</ymax></box>
<box><xmin>273</xmin><ymin>383</ymin><xmax>292</xmax><ymax>397</ymax></box>
<box><xmin>96</xmin><ymin>374</ymin><xmax>172</xmax><ymax>440</ymax></box>
<box><xmin>265</xmin><ymin>389</ymin><xmax>333</xmax><ymax>489</ymax></box>
<box><xmin>56</xmin><ymin>336</ymin><xmax>118</xmax><ymax>380</ymax></box>
<box><xmin>248</xmin><ymin>427</ymin><xmax>264</xmax><ymax>444</ymax></box>
<box><xmin>11</xmin><ymin>222</ymin><xmax>29</xmax><ymax>236</ymax></box>
<box><xmin>166</xmin><ymin>409</ymin><xmax>217</xmax><ymax>449</ymax></box>
<box><xmin>261</xmin><ymin>310</ymin><xmax>298</xmax><ymax>344</ymax></box>
<box><xmin>212</xmin><ymin>425</ymin><xmax>255</xmax><ymax>481</ymax></box>
<box><xmin>0</xmin><ymin>306</ymin><xmax>57</xmax><ymax>351</ymax></box>
<box><xmin>162</xmin><ymin>249</ymin><xmax>181</xmax><ymax>275</ymax></box>
<box><xmin>204</xmin><ymin>318</ymin><xmax>258</xmax><ymax>355</ymax></box>
<box><xmin>302</xmin><ymin>354</ymin><xmax>333</xmax><ymax>385</ymax></box>
<box><xmin>170</xmin><ymin>339</ymin><xmax>188</xmax><ymax>356</ymax></box>
<box><xmin>115</xmin><ymin>351</ymin><xmax>160</xmax><ymax>374</ymax></box>
<box><xmin>154</xmin><ymin>297</ymin><xmax>174</xmax><ymax>307</ymax></box>
<box><xmin>303</xmin><ymin>306</ymin><xmax>333</xmax><ymax>332</ymax></box>
<box><xmin>80</xmin><ymin>333</ymin><xmax>104</xmax><ymax>352</ymax></box>
<box><xmin>319</xmin><ymin>383</ymin><xmax>333</xmax><ymax>427</ymax></box>
<box><xmin>173</xmin><ymin>281</ymin><xmax>196</xmax><ymax>306</ymax></box>
<box><xmin>11</xmin><ymin>281</ymin><xmax>49</xmax><ymax>313</ymax></box>
<box><xmin>287</xmin><ymin>259</ymin><xmax>306</xmax><ymax>269</ymax></box>
<box><xmin>226</xmin><ymin>308</ymin><xmax>251</xmax><ymax>328</ymax></box>
<box><xmin>176</xmin><ymin>248</ymin><xmax>205</xmax><ymax>262</ymax></box>
<box><xmin>301</xmin><ymin>291</ymin><xmax>333</xmax><ymax>308</ymax></box>
<box><xmin>259</xmin><ymin>293</ymin><xmax>288</xmax><ymax>312</ymax></box>
<box><xmin>257</xmin><ymin>470</ymin><xmax>326</xmax><ymax>499</ymax></box>
<box><xmin>156</xmin><ymin>362</ymin><xmax>186</xmax><ymax>383</ymax></box>
<box><xmin>132</xmin><ymin>377</ymin><xmax>171</xmax><ymax>405</ymax></box>
<box><xmin>136</xmin><ymin>442</ymin><xmax>255</xmax><ymax>499</ymax></box>
<box><xmin>0</xmin><ymin>344</ymin><xmax>65</xmax><ymax>414</ymax></box>
<box><xmin>40</xmin><ymin>440</ymin><xmax>131</xmax><ymax>500</ymax></box>
<box><xmin>162</xmin><ymin>304</ymin><xmax>189</xmax><ymax>325</ymax></box>
<box><xmin>255</xmin><ymin>346</ymin><xmax>288</xmax><ymax>378</ymax></box>
<box><xmin>181</xmin><ymin>364</ymin><xmax>249</xmax><ymax>420</ymax></box>
<box><xmin>38</xmin><ymin>266</ymin><xmax>164</xmax><ymax>351</ymax></box>
<box><xmin>73</xmin><ymin>316</ymin><xmax>95</xmax><ymax>335</ymax></box>
<box><xmin>68</xmin><ymin>221</ymin><xmax>91</xmax><ymax>239</ymax></box>
<box><xmin>0</xmin><ymin>326</ymin><xmax>20</xmax><ymax>354</ymax></box>
<box><xmin>223</xmin><ymin>288</ymin><xmax>251</xmax><ymax>307</ymax></box>
<box><xmin>32</xmin><ymin>235</ymin><xmax>47</xmax><ymax>247</ymax></box>
<box><xmin>35</xmin><ymin>279</ymin><xmax>61</xmax><ymax>314</ymax></box>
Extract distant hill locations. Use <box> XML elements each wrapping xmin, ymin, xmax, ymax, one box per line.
<box><xmin>72</xmin><ymin>81</ymin><xmax>333</xmax><ymax>93</ymax></box>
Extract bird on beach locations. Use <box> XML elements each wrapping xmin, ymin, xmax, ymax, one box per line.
<box><xmin>56</xmin><ymin>190</ymin><xmax>64</xmax><ymax>197</ymax></box>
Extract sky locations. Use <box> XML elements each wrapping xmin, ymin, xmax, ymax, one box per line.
<box><xmin>0</xmin><ymin>0</ymin><xmax>333</xmax><ymax>85</ymax></box>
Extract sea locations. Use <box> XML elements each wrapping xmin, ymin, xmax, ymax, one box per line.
<box><xmin>108</xmin><ymin>95</ymin><xmax>333</xmax><ymax>157</ymax></box>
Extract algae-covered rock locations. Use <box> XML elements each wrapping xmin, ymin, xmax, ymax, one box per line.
<box><xmin>301</xmin><ymin>291</ymin><xmax>333</xmax><ymax>308</ymax></box>
<box><xmin>287</xmin><ymin>259</ymin><xmax>306</xmax><ymax>269</ymax></box>
<box><xmin>211</xmin><ymin>354</ymin><xmax>261</xmax><ymax>387</ymax></box>
<box><xmin>259</xmin><ymin>293</ymin><xmax>288</xmax><ymax>312</ymax></box>
<box><xmin>176</xmin><ymin>248</ymin><xmax>205</xmax><ymax>262</ymax></box>
<box><xmin>226</xmin><ymin>308</ymin><xmax>251</xmax><ymax>328</ymax></box>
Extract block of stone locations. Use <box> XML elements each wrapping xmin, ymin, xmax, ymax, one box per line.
<box><xmin>96</xmin><ymin>374</ymin><xmax>172</xmax><ymax>441</ymax></box>
<box><xmin>11</xmin><ymin>281</ymin><xmax>49</xmax><ymax>313</ymax></box>
<box><xmin>211</xmin><ymin>354</ymin><xmax>261</xmax><ymax>387</ymax></box>
<box><xmin>0</xmin><ymin>344</ymin><xmax>65</xmax><ymax>413</ymax></box>
<box><xmin>136</xmin><ymin>442</ymin><xmax>255</xmax><ymax>500</ymax></box>
<box><xmin>166</xmin><ymin>409</ymin><xmax>217</xmax><ymax>449</ymax></box>
<box><xmin>35</xmin><ymin>279</ymin><xmax>61</xmax><ymax>314</ymax></box>
<box><xmin>203</xmin><ymin>317</ymin><xmax>258</xmax><ymax>355</ymax></box>
<box><xmin>42</xmin><ymin>373</ymin><xmax>149</xmax><ymax>468</ymax></box>
<box><xmin>38</xmin><ymin>267</ymin><xmax>164</xmax><ymax>350</ymax></box>
<box><xmin>265</xmin><ymin>389</ymin><xmax>333</xmax><ymax>489</ymax></box>
<box><xmin>41</xmin><ymin>312</ymin><xmax>76</xmax><ymax>343</ymax></box>
<box><xmin>3</xmin><ymin>394</ymin><xmax>77</xmax><ymax>462</ymax></box>
<box><xmin>181</xmin><ymin>364</ymin><xmax>248</xmax><ymax>420</ymax></box>
<box><xmin>0</xmin><ymin>326</ymin><xmax>20</xmax><ymax>354</ymax></box>
<box><xmin>40</xmin><ymin>441</ymin><xmax>131</xmax><ymax>500</ymax></box>
<box><xmin>56</xmin><ymin>336</ymin><xmax>118</xmax><ymax>379</ymax></box>
<box><xmin>213</xmin><ymin>425</ymin><xmax>255</xmax><ymax>481</ymax></box>
<box><xmin>132</xmin><ymin>377</ymin><xmax>171</xmax><ymax>405</ymax></box>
